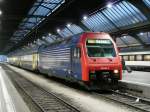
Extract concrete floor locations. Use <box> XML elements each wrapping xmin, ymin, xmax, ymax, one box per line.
<box><xmin>122</xmin><ymin>71</ymin><xmax>150</xmax><ymax>85</ymax></box>
<box><xmin>0</xmin><ymin>64</ymin><xmax>30</xmax><ymax>112</ymax></box>
<box><xmin>6</xmin><ymin>64</ymin><xmax>143</xmax><ymax>112</ymax></box>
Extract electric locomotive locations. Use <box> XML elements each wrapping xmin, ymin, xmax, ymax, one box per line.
<box><xmin>8</xmin><ymin>32</ymin><xmax>122</xmax><ymax>89</ymax></box>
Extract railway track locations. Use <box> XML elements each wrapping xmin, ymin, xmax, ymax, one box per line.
<box><xmin>94</xmin><ymin>90</ymin><xmax>150</xmax><ymax>112</ymax></box>
<box><xmin>4</xmin><ymin>65</ymin><xmax>150</xmax><ymax>112</ymax></box>
<box><xmin>6</xmin><ymin>67</ymin><xmax>80</xmax><ymax>112</ymax></box>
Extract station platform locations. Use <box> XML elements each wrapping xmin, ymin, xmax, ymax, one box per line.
<box><xmin>1</xmin><ymin>63</ymin><xmax>150</xmax><ymax>112</ymax></box>
<box><xmin>122</xmin><ymin>71</ymin><xmax>150</xmax><ymax>85</ymax></box>
<box><xmin>0</xmin><ymin>64</ymin><xmax>30</xmax><ymax>112</ymax></box>
<box><xmin>120</xmin><ymin>70</ymin><xmax>150</xmax><ymax>99</ymax></box>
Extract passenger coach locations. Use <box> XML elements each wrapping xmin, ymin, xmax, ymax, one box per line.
<box><xmin>120</xmin><ymin>51</ymin><xmax>150</xmax><ymax>71</ymax></box>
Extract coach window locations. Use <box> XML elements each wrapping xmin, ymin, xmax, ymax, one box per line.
<box><xmin>129</xmin><ymin>55</ymin><xmax>135</xmax><ymax>61</ymax></box>
<box><xmin>144</xmin><ymin>55</ymin><xmax>150</xmax><ymax>61</ymax></box>
<box><xmin>136</xmin><ymin>55</ymin><xmax>143</xmax><ymax>61</ymax></box>
<box><xmin>123</xmin><ymin>55</ymin><xmax>128</xmax><ymax>61</ymax></box>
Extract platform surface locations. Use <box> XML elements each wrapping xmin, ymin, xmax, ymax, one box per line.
<box><xmin>122</xmin><ymin>71</ymin><xmax>150</xmax><ymax>85</ymax></box>
<box><xmin>0</xmin><ymin>64</ymin><xmax>30</xmax><ymax>112</ymax></box>
<box><xmin>120</xmin><ymin>70</ymin><xmax>150</xmax><ymax>99</ymax></box>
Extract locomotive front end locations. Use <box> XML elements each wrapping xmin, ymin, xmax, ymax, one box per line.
<box><xmin>82</xmin><ymin>33</ymin><xmax>122</xmax><ymax>88</ymax></box>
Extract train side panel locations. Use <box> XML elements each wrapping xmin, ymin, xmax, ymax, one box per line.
<box><xmin>38</xmin><ymin>35</ymin><xmax>82</xmax><ymax>81</ymax></box>
<box><xmin>70</xmin><ymin>46</ymin><xmax>82</xmax><ymax>80</ymax></box>
<box><xmin>8</xmin><ymin>56</ymin><xmax>19</xmax><ymax>66</ymax></box>
<box><xmin>20</xmin><ymin>53</ymin><xmax>38</xmax><ymax>71</ymax></box>
<box><xmin>20</xmin><ymin>54</ymin><xmax>32</xmax><ymax>70</ymax></box>
<box><xmin>38</xmin><ymin>46</ymin><xmax>72</xmax><ymax>79</ymax></box>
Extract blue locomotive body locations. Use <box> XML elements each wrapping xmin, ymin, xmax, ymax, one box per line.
<box><xmin>38</xmin><ymin>34</ymin><xmax>82</xmax><ymax>81</ymax></box>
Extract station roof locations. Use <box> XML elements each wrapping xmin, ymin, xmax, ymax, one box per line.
<box><xmin>11</xmin><ymin>0</ymin><xmax>65</xmax><ymax>43</ymax></box>
<box><xmin>0</xmin><ymin>0</ymin><xmax>150</xmax><ymax>54</ymax></box>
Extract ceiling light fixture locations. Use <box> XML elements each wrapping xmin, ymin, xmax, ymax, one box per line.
<box><xmin>48</xmin><ymin>33</ymin><xmax>51</xmax><ymax>36</ymax></box>
<box><xmin>42</xmin><ymin>36</ymin><xmax>45</xmax><ymax>39</ymax></box>
<box><xmin>83</xmin><ymin>15</ymin><xmax>88</xmax><ymax>20</ymax></box>
<box><xmin>0</xmin><ymin>10</ymin><xmax>2</xmax><ymax>15</ymax></box>
<box><xmin>140</xmin><ymin>32</ymin><xmax>144</xmax><ymax>36</ymax></box>
<box><xmin>107</xmin><ymin>3</ymin><xmax>112</xmax><ymax>8</ymax></box>
<box><xmin>67</xmin><ymin>23</ymin><xmax>71</xmax><ymax>27</ymax></box>
<box><xmin>57</xmin><ymin>29</ymin><xmax>60</xmax><ymax>32</ymax></box>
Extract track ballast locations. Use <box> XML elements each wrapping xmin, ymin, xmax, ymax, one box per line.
<box><xmin>94</xmin><ymin>90</ymin><xmax>150</xmax><ymax>112</ymax></box>
<box><xmin>6</xmin><ymin>66</ymin><xmax>80</xmax><ymax>112</ymax></box>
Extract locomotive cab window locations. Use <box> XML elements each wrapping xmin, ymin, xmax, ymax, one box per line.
<box><xmin>86</xmin><ymin>39</ymin><xmax>116</xmax><ymax>57</ymax></box>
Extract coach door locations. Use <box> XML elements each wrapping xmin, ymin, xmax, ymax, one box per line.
<box><xmin>71</xmin><ymin>47</ymin><xmax>82</xmax><ymax>80</ymax></box>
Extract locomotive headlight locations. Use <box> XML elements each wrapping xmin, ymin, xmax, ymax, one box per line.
<box><xmin>114</xmin><ymin>69</ymin><xmax>119</xmax><ymax>74</ymax></box>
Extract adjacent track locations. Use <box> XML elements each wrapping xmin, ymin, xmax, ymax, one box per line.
<box><xmin>7</xmin><ymin>67</ymin><xmax>80</xmax><ymax>112</ymax></box>
<box><xmin>94</xmin><ymin>90</ymin><xmax>150</xmax><ymax>112</ymax></box>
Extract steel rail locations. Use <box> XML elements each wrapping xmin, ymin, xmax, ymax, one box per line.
<box><xmin>6</xmin><ymin>66</ymin><xmax>80</xmax><ymax>112</ymax></box>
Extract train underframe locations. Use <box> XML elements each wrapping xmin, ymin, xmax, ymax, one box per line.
<box><xmin>82</xmin><ymin>70</ymin><xmax>120</xmax><ymax>90</ymax></box>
